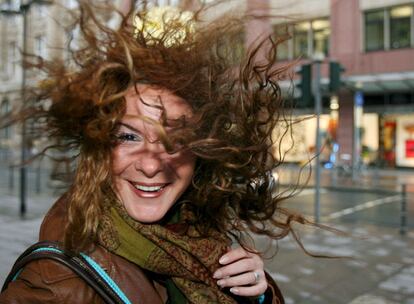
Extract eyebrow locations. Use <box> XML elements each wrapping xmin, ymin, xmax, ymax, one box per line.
<box><xmin>118</xmin><ymin>122</ymin><xmax>141</xmax><ymax>133</ymax></box>
<box><xmin>119</xmin><ymin>118</ymin><xmax>182</xmax><ymax>132</ymax></box>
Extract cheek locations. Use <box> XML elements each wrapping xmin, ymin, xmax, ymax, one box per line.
<box><xmin>111</xmin><ymin>147</ymin><xmax>130</xmax><ymax>175</ymax></box>
<box><xmin>172</xmin><ymin>152</ymin><xmax>196</xmax><ymax>181</ymax></box>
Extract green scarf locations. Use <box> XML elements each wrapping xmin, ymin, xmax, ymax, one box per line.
<box><xmin>98</xmin><ymin>204</ymin><xmax>237</xmax><ymax>304</ymax></box>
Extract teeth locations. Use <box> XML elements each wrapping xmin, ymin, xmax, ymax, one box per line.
<box><xmin>134</xmin><ymin>184</ymin><xmax>164</xmax><ymax>192</ymax></box>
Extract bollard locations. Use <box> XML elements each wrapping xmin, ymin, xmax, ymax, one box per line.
<box><xmin>36</xmin><ymin>164</ymin><xmax>41</xmax><ymax>194</ymax></box>
<box><xmin>8</xmin><ymin>165</ymin><xmax>14</xmax><ymax>191</ymax></box>
<box><xmin>400</xmin><ymin>184</ymin><xmax>407</xmax><ymax>236</ymax></box>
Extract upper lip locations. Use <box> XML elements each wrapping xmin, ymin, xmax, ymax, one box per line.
<box><xmin>129</xmin><ymin>181</ymin><xmax>170</xmax><ymax>187</ymax></box>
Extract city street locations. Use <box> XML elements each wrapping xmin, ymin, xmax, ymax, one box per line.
<box><xmin>265</xmin><ymin>186</ymin><xmax>414</xmax><ymax>304</ymax></box>
<box><xmin>0</xmin><ymin>166</ymin><xmax>413</xmax><ymax>303</ymax></box>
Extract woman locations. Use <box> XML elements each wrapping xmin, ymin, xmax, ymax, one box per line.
<box><xmin>0</xmin><ymin>1</ymin><xmax>298</xmax><ymax>303</ymax></box>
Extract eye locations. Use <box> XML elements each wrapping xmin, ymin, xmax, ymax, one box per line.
<box><xmin>115</xmin><ymin>132</ymin><xmax>143</xmax><ymax>143</ymax></box>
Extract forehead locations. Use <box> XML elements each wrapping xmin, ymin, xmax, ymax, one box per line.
<box><xmin>124</xmin><ymin>84</ymin><xmax>192</xmax><ymax>121</ymax></box>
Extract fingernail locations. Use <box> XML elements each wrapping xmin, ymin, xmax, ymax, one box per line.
<box><xmin>230</xmin><ymin>287</ymin><xmax>239</xmax><ymax>294</ymax></box>
<box><xmin>213</xmin><ymin>271</ymin><xmax>221</xmax><ymax>279</ymax></box>
<box><xmin>219</xmin><ymin>256</ymin><xmax>228</xmax><ymax>264</ymax></box>
<box><xmin>217</xmin><ymin>280</ymin><xmax>224</xmax><ymax>286</ymax></box>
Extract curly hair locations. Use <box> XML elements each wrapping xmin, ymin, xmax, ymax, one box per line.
<box><xmin>21</xmin><ymin>0</ymin><xmax>311</xmax><ymax>252</ymax></box>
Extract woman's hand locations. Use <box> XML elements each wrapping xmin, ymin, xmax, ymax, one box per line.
<box><xmin>213</xmin><ymin>247</ymin><xmax>268</xmax><ymax>297</ymax></box>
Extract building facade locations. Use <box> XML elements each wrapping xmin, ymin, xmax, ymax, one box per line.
<box><xmin>267</xmin><ymin>0</ymin><xmax>414</xmax><ymax>168</ymax></box>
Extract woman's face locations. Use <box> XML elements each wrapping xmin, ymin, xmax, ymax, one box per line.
<box><xmin>112</xmin><ymin>84</ymin><xmax>196</xmax><ymax>223</ymax></box>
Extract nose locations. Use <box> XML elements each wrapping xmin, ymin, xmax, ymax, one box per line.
<box><xmin>134</xmin><ymin>142</ymin><xmax>165</xmax><ymax>178</ymax></box>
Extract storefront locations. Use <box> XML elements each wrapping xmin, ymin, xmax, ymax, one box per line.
<box><xmin>380</xmin><ymin>114</ymin><xmax>414</xmax><ymax>168</ymax></box>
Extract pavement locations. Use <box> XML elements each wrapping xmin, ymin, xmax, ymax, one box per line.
<box><xmin>261</xmin><ymin>223</ymin><xmax>414</xmax><ymax>304</ymax></box>
<box><xmin>0</xmin><ymin>165</ymin><xmax>413</xmax><ymax>303</ymax></box>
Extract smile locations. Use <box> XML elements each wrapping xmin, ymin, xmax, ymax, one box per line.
<box><xmin>134</xmin><ymin>184</ymin><xmax>165</xmax><ymax>192</ymax></box>
<box><xmin>128</xmin><ymin>181</ymin><xmax>170</xmax><ymax>198</ymax></box>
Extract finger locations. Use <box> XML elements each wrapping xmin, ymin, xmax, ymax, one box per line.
<box><xmin>214</xmin><ymin>257</ymin><xmax>261</xmax><ymax>279</ymax></box>
<box><xmin>229</xmin><ymin>281</ymin><xmax>268</xmax><ymax>297</ymax></box>
<box><xmin>219</xmin><ymin>247</ymin><xmax>250</xmax><ymax>265</ymax></box>
<box><xmin>217</xmin><ymin>270</ymin><xmax>265</xmax><ymax>288</ymax></box>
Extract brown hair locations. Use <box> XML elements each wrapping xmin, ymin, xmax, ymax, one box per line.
<box><xmin>21</xmin><ymin>1</ymin><xmax>311</xmax><ymax>252</ymax></box>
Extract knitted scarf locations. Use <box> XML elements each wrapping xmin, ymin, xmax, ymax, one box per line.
<box><xmin>98</xmin><ymin>203</ymin><xmax>237</xmax><ymax>304</ymax></box>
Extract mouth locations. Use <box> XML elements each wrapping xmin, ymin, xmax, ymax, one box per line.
<box><xmin>128</xmin><ymin>181</ymin><xmax>170</xmax><ymax>198</ymax></box>
<box><xmin>134</xmin><ymin>184</ymin><xmax>166</xmax><ymax>192</ymax></box>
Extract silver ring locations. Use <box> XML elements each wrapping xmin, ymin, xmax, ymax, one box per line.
<box><xmin>253</xmin><ymin>271</ymin><xmax>260</xmax><ymax>283</ymax></box>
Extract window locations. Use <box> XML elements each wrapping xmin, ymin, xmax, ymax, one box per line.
<box><xmin>65</xmin><ymin>26</ymin><xmax>81</xmax><ymax>63</ymax></box>
<box><xmin>35</xmin><ymin>35</ymin><xmax>47</xmax><ymax>58</ymax></box>
<box><xmin>294</xmin><ymin>22</ymin><xmax>309</xmax><ymax>58</ymax></box>
<box><xmin>365</xmin><ymin>10</ymin><xmax>385</xmax><ymax>51</ymax></box>
<box><xmin>8</xmin><ymin>42</ymin><xmax>17</xmax><ymax>77</ymax></box>
<box><xmin>274</xmin><ymin>25</ymin><xmax>291</xmax><ymax>61</ymax></box>
<box><xmin>390</xmin><ymin>6</ymin><xmax>412</xmax><ymax>49</ymax></box>
<box><xmin>364</xmin><ymin>5</ymin><xmax>414</xmax><ymax>52</ymax></box>
<box><xmin>274</xmin><ymin>18</ymin><xmax>330</xmax><ymax>61</ymax></box>
<box><xmin>312</xmin><ymin>19</ymin><xmax>330</xmax><ymax>56</ymax></box>
<box><xmin>0</xmin><ymin>99</ymin><xmax>11</xmax><ymax>140</ymax></box>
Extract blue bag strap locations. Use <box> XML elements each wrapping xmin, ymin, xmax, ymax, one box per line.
<box><xmin>1</xmin><ymin>241</ymin><xmax>132</xmax><ymax>304</ymax></box>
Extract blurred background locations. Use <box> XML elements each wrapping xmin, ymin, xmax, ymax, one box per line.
<box><xmin>0</xmin><ymin>0</ymin><xmax>413</xmax><ymax>303</ymax></box>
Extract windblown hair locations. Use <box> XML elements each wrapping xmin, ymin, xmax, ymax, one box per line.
<box><xmin>22</xmin><ymin>0</ymin><xmax>311</xmax><ymax>252</ymax></box>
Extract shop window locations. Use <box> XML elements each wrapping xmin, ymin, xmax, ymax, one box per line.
<box><xmin>365</xmin><ymin>10</ymin><xmax>385</xmax><ymax>51</ymax></box>
<box><xmin>389</xmin><ymin>92</ymin><xmax>412</xmax><ymax>105</ymax></box>
<box><xmin>390</xmin><ymin>6</ymin><xmax>412</xmax><ymax>49</ymax></box>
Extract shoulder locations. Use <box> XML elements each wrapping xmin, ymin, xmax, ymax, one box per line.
<box><xmin>1</xmin><ymin>247</ymin><xmax>164</xmax><ymax>304</ymax></box>
<box><xmin>1</xmin><ymin>195</ymin><xmax>164</xmax><ymax>304</ymax></box>
<box><xmin>39</xmin><ymin>194</ymin><xmax>69</xmax><ymax>241</ymax></box>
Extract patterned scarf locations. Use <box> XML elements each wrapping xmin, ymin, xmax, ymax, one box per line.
<box><xmin>98</xmin><ymin>203</ymin><xmax>237</xmax><ymax>304</ymax></box>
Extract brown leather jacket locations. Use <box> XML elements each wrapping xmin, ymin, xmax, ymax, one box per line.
<box><xmin>0</xmin><ymin>198</ymin><xmax>284</xmax><ymax>304</ymax></box>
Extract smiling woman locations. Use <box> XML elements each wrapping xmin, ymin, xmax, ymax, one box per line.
<box><xmin>0</xmin><ymin>1</ymin><xmax>301</xmax><ymax>303</ymax></box>
<box><xmin>112</xmin><ymin>85</ymin><xmax>196</xmax><ymax>224</ymax></box>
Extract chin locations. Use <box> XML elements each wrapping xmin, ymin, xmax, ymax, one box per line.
<box><xmin>125</xmin><ymin>205</ymin><xmax>169</xmax><ymax>223</ymax></box>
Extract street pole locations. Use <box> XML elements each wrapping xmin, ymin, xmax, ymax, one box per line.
<box><xmin>352</xmin><ymin>90</ymin><xmax>364</xmax><ymax>181</ymax></box>
<box><xmin>314</xmin><ymin>59</ymin><xmax>322</xmax><ymax>224</ymax></box>
<box><xmin>19</xmin><ymin>6</ymin><xmax>28</xmax><ymax>218</ymax></box>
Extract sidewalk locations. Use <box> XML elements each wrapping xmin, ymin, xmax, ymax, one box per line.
<box><xmin>260</xmin><ymin>223</ymin><xmax>414</xmax><ymax>304</ymax></box>
<box><xmin>0</xmin><ymin>193</ymin><xmax>56</xmax><ymax>287</ymax></box>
